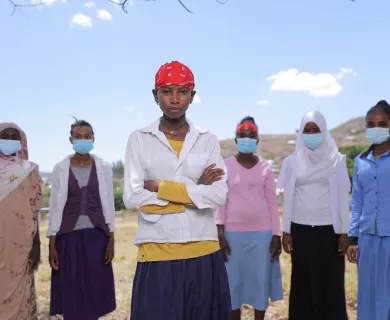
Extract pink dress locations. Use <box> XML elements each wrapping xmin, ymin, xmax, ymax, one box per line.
<box><xmin>215</xmin><ymin>156</ymin><xmax>283</xmax><ymax>311</ymax></box>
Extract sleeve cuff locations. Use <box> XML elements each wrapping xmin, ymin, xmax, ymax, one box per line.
<box><xmin>348</xmin><ymin>236</ymin><xmax>358</xmax><ymax>246</ymax></box>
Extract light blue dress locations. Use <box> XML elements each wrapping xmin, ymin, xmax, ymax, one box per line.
<box><xmin>350</xmin><ymin>148</ymin><xmax>390</xmax><ymax>320</ymax></box>
<box><xmin>225</xmin><ymin>231</ymin><xmax>283</xmax><ymax>311</ymax></box>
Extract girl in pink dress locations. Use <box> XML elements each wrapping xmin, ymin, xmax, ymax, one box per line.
<box><xmin>216</xmin><ymin>116</ymin><xmax>283</xmax><ymax>320</ymax></box>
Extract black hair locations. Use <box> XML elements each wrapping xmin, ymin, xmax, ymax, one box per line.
<box><xmin>70</xmin><ymin>117</ymin><xmax>94</xmax><ymax>136</ymax></box>
<box><xmin>366</xmin><ymin>100</ymin><xmax>390</xmax><ymax>119</ymax></box>
<box><xmin>239</xmin><ymin>116</ymin><xmax>257</xmax><ymax>126</ymax></box>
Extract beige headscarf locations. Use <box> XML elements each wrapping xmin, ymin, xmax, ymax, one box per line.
<box><xmin>0</xmin><ymin>123</ymin><xmax>34</xmax><ymax>202</ymax></box>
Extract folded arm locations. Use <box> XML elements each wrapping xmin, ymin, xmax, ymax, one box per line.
<box><xmin>123</xmin><ymin>132</ymin><xmax>169</xmax><ymax>210</ymax></box>
<box><xmin>179</xmin><ymin>136</ymin><xmax>228</xmax><ymax>209</ymax></box>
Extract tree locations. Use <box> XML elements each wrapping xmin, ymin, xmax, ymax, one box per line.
<box><xmin>112</xmin><ymin>160</ymin><xmax>124</xmax><ymax>179</ymax></box>
<box><xmin>8</xmin><ymin>0</ymin><xmax>355</xmax><ymax>15</ymax></box>
<box><xmin>339</xmin><ymin>145</ymin><xmax>369</xmax><ymax>179</ymax></box>
<box><xmin>7</xmin><ymin>0</ymin><xmax>228</xmax><ymax>15</ymax></box>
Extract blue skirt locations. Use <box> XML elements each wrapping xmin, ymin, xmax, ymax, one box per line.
<box><xmin>225</xmin><ymin>231</ymin><xmax>283</xmax><ymax>310</ymax></box>
<box><xmin>130</xmin><ymin>250</ymin><xmax>232</xmax><ymax>320</ymax></box>
<box><xmin>358</xmin><ymin>233</ymin><xmax>390</xmax><ymax>320</ymax></box>
<box><xmin>50</xmin><ymin>228</ymin><xmax>116</xmax><ymax>320</ymax></box>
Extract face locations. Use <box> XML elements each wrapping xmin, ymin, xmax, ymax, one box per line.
<box><xmin>235</xmin><ymin>128</ymin><xmax>259</xmax><ymax>143</ymax></box>
<box><xmin>69</xmin><ymin>126</ymin><xmax>94</xmax><ymax>144</ymax></box>
<box><xmin>303</xmin><ymin>122</ymin><xmax>321</xmax><ymax>134</ymax></box>
<box><xmin>153</xmin><ymin>85</ymin><xmax>196</xmax><ymax>119</ymax></box>
<box><xmin>366</xmin><ymin>110</ymin><xmax>390</xmax><ymax>129</ymax></box>
<box><xmin>0</xmin><ymin>128</ymin><xmax>21</xmax><ymax>141</ymax></box>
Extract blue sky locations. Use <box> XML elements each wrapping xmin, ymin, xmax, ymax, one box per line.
<box><xmin>1</xmin><ymin>0</ymin><xmax>389</xmax><ymax>171</ymax></box>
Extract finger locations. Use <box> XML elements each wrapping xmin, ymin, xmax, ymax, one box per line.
<box><xmin>205</xmin><ymin>164</ymin><xmax>216</xmax><ymax>172</ymax></box>
<box><xmin>222</xmin><ymin>250</ymin><xmax>228</xmax><ymax>262</ymax></box>
<box><xmin>226</xmin><ymin>244</ymin><xmax>231</xmax><ymax>255</ymax></box>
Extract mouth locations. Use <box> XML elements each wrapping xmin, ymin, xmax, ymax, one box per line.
<box><xmin>167</xmin><ymin>108</ymin><xmax>182</xmax><ymax>113</ymax></box>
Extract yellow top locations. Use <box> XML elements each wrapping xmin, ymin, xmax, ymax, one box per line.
<box><xmin>137</xmin><ymin>139</ymin><xmax>220</xmax><ymax>262</ymax></box>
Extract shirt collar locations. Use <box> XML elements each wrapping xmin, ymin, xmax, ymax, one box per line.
<box><xmin>139</xmin><ymin>118</ymin><xmax>208</xmax><ymax>136</ymax></box>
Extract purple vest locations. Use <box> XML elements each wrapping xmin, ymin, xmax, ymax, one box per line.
<box><xmin>58</xmin><ymin>162</ymin><xmax>109</xmax><ymax>235</ymax></box>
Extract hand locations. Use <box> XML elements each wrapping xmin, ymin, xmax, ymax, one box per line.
<box><xmin>338</xmin><ymin>234</ymin><xmax>348</xmax><ymax>256</ymax></box>
<box><xmin>347</xmin><ymin>245</ymin><xmax>358</xmax><ymax>263</ymax></box>
<box><xmin>270</xmin><ymin>235</ymin><xmax>282</xmax><ymax>260</ymax></box>
<box><xmin>144</xmin><ymin>180</ymin><xmax>160</xmax><ymax>193</ymax></box>
<box><xmin>198</xmin><ymin>164</ymin><xmax>224</xmax><ymax>185</ymax></box>
<box><xmin>49</xmin><ymin>246</ymin><xmax>59</xmax><ymax>271</ymax></box>
<box><xmin>218</xmin><ymin>236</ymin><xmax>231</xmax><ymax>262</ymax></box>
<box><xmin>282</xmin><ymin>233</ymin><xmax>293</xmax><ymax>254</ymax></box>
<box><xmin>105</xmin><ymin>235</ymin><xmax>115</xmax><ymax>265</ymax></box>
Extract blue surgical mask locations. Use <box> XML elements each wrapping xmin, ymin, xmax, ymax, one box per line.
<box><xmin>73</xmin><ymin>140</ymin><xmax>94</xmax><ymax>155</ymax></box>
<box><xmin>236</xmin><ymin>138</ymin><xmax>257</xmax><ymax>154</ymax></box>
<box><xmin>366</xmin><ymin>127</ymin><xmax>390</xmax><ymax>145</ymax></box>
<box><xmin>303</xmin><ymin>133</ymin><xmax>323</xmax><ymax>150</ymax></box>
<box><xmin>0</xmin><ymin>139</ymin><xmax>22</xmax><ymax>156</ymax></box>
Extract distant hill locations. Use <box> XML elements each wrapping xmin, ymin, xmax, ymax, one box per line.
<box><xmin>220</xmin><ymin>116</ymin><xmax>368</xmax><ymax>174</ymax></box>
<box><xmin>40</xmin><ymin>117</ymin><xmax>368</xmax><ymax>180</ymax></box>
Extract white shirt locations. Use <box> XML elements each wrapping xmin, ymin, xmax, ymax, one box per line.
<box><xmin>123</xmin><ymin>119</ymin><xmax>228</xmax><ymax>245</ymax></box>
<box><xmin>292</xmin><ymin>174</ymin><xmax>333</xmax><ymax>226</ymax></box>
<box><xmin>47</xmin><ymin>155</ymin><xmax>116</xmax><ymax>237</ymax></box>
<box><xmin>277</xmin><ymin>153</ymin><xmax>351</xmax><ymax>234</ymax></box>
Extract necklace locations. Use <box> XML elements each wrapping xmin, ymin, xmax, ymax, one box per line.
<box><xmin>159</xmin><ymin>120</ymin><xmax>188</xmax><ymax>136</ymax></box>
<box><xmin>73</xmin><ymin>156</ymin><xmax>90</xmax><ymax>167</ymax></box>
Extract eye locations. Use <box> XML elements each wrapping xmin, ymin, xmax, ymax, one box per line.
<box><xmin>180</xmin><ymin>90</ymin><xmax>189</xmax><ymax>95</ymax></box>
<box><xmin>162</xmin><ymin>90</ymin><xmax>170</xmax><ymax>95</ymax></box>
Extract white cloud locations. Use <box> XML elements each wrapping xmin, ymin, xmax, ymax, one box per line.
<box><xmin>257</xmin><ymin>100</ymin><xmax>269</xmax><ymax>105</ymax></box>
<box><xmin>84</xmin><ymin>1</ymin><xmax>96</xmax><ymax>8</ymax></box>
<box><xmin>267</xmin><ymin>67</ymin><xmax>357</xmax><ymax>98</ymax></box>
<box><xmin>97</xmin><ymin>9</ymin><xmax>113</xmax><ymax>21</ymax></box>
<box><xmin>71</xmin><ymin>13</ymin><xmax>93</xmax><ymax>28</ymax></box>
<box><xmin>193</xmin><ymin>95</ymin><xmax>201</xmax><ymax>104</ymax></box>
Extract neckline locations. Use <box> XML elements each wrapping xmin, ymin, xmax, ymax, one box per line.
<box><xmin>69</xmin><ymin>160</ymin><xmax>95</xmax><ymax>189</ymax></box>
<box><xmin>233</xmin><ymin>155</ymin><xmax>260</xmax><ymax>170</ymax></box>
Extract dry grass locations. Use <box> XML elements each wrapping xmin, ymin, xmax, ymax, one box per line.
<box><xmin>35</xmin><ymin>214</ymin><xmax>357</xmax><ymax>320</ymax></box>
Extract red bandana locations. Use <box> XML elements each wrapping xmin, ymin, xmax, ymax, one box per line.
<box><xmin>236</xmin><ymin>122</ymin><xmax>258</xmax><ymax>135</ymax></box>
<box><xmin>155</xmin><ymin>61</ymin><xmax>195</xmax><ymax>91</ymax></box>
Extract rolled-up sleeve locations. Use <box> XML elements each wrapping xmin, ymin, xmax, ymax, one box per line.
<box><xmin>123</xmin><ymin>132</ymin><xmax>169</xmax><ymax>210</ymax></box>
<box><xmin>185</xmin><ymin>135</ymin><xmax>228</xmax><ymax>209</ymax></box>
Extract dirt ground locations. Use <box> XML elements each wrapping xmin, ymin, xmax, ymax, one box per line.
<box><xmin>36</xmin><ymin>214</ymin><xmax>357</xmax><ymax>320</ymax></box>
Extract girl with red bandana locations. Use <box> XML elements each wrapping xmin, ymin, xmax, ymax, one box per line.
<box><xmin>123</xmin><ymin>61</ymin><xmax>232</xmax><ymax>319</ymax></box>
<box><xmin>216</xmin><ymin>116</ymin><xmax>283</xmax><ymax>320</ymax></box>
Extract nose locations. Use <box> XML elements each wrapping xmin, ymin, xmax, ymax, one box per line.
<box><xmin>170</xmin><ymin>92</ymin><xmax>180</xmax><ymax>105</ymax></box>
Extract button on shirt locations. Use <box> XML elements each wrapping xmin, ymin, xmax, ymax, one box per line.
<box><xmin>349</xmin><ymin>149</ymin><xmax>390</xmax><ymax>237</ymax></box>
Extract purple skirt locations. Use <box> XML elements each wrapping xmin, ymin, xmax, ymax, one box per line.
<box><xmin>130</xmin><ymin>250</ymin><xmax>232</xmax><ymax>320</ymax></box>
<box><xmin>50</xmin><ymin>228</ymin><xmax>116</xmax><ymax>320</ymax></box>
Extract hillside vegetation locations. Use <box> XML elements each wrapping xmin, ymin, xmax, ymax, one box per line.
<box><xmin>220</xmin><ymin>116</ymin><xmax>368</xmax><ymax>173</ymax></box>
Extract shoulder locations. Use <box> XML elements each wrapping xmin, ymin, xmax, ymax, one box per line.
<box><xmin>52</xmin><ymin>156</ymin><xmax>71</xmax><ymax>173</ymax></box>
<box><xmin>224</xmin><ymin>156</ymin><xmax>236</xmax><ymax>168</ymax></box>
<box><xmin>281</xmin><ymin>153</ymin><xmax>295</xmax><ymax>167</ymax></box>
<box><xmin>199</xmin><ymin>131</ymin><xmax>219</xmax><ymax>147</ymax></box>
<box><xmin>92</xmin><ymin>155</ymin><xmax>112</xmax><ymax>171</ymax></box>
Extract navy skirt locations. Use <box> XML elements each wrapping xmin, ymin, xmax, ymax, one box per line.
<box><xmin>50</xmin><ymin>228</ymin><xmax>116</xmax><ymax>320</ymax></box>
<box><xmin>130</xmin><ymin>250</ymin><xmax>232</xmax><ymax>320</ymax></box>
